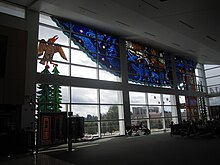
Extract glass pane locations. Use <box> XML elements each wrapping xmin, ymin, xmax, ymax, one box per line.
<box><xmin>60</xmin><ymin>104</ymin><xmax>69</xmax><ymax>112</ymax></box>
<box><xmin>71</xmin><ymin>49</ymin><xmax>97</xmax><ymax>67</ymax></box>
<box><xmin>71</xmin><ymin>87</ymin><xmax>98</xmax><ymax>103</ymax></box>
<box><xmin>98</xmin><ymin>55</ymin><xmax>120</xmax><ymax>71</ymax></box>
<box><xmin>70</xmin><ymin>24</ymin><xmax>96</xmax><ymax>38</ymax></box>
<box><xmin>208</xmin><ymin>86</ymin><xmax>220</xmax><ymax>94</ymax></box>
<box><xmin>164</xmin><ymin>106</ymin><xmax>177</xmax><ymax>118</ymax></box>
<box><xmin>100</xmin><ymin>105</ymin><xmax>122</xmax><ymax>120</ymax></box>
<box><xmin>204</xmin><ymin>64</ymin><xmax>220</xmax><ymax>70</ymax></box>
<box><xmin>84</xmin><ymin>121</ymin><xmax>98</xmax><ymax>136</ymax></box>
<box><xmin>148</xmin><ymin>93</ymin><xmax>161</xmax><ymax>105</ymax></box>
<box><xmin>149</xmin><ymin>106</ymin><xmax>162</xmax><ymax>118</ymax></box>
<box><xmin>98</xmin><ymin>41</ymin><xmax>119</xmax><ymax>57</ymax></box>
<box><xmin>205</xmin><ymin>68</ymin><xmax>220</xmax><ymax>78</ymax></box>
<box><xmin>99</xmin><ymin>69</ymin><xmax>121</xmax><ymax>82</ymax></box>
<box><xmin>61</xmin><ymin>86</ymin><xmax>70</xmax><ymax>103</ymax></box>
<box><xmin>209</xmin><ymin>97</ymin><xmax>220</xmax><ymax>106</ymax></box>
<box><xmin>40</xmin><ymin>14</ymin><xmax>58</xmax><ymax>27</ymax></box>
<box><xmin>163</xmin><ymin>94</ymin><xmax>176</xmax><ymax>105</ymax></box>
<box><xmin>164</xmin><ymin>107</ymin><xmax>172</xmax><ymax>118</ymax></box>
<box><xmin>179</xmin><ymin>96</ymin><xmax>186</xmax><ymax>104</ymax></box>
<box><xmin>71</xmin><ymin>34</ymin><xmax>97</xmax><ymax>52</ymax></box>
<box><xmin>165</xmin><ymin>118</ymin><xmax>172</xmax><ymax>128</ymax></box>
<box><xmin>53</xmin><ymin>63</ymin><xmax>70</xmax><ymax>76</ymax></box>
<box><xmin>128</xmin><ymin>74</ymin><xmax>145</xmax><ymax>85</ymax></box>
<box><xmin>39</xmin><ymin>25</ymin><xmax>69</xmax><ymax>46</ymax></box>
<box><xmin>150</xmin><ymin>119</ymin><xmax>163</xmax><ymax>130</ymax></box>
<box><xmin>97</xmin><ymin>32</ymin><xmax>118</xmax><ymax>44</ymax></box>
<box><xmin>37</xmin><ymin>61</ymin><xmax>70</xmax><ymax>76</ymax></box>
<box><xmin>129</xmin><ymin>92</ymin><xmax>146</xmax><ymax>105</ymax></box>
<box><xmin>130</xmin><ymin>106</ymin><xmax>147</xmax><ymax>119</ymax></box>
<box><xmin>52</xmin><ymin>47</ymin><xmax>69</xmax><ymax>62</ymax></box>
<box><xmin>101</xmin><ymin>121</ymin><xmax>120</xmax><ymax>137</ymax></box>
<box><xmin>181</xmin><ymin>108</ymin><xmax>187</xmax><ymax>118</ymax></box>
<box><xmin>100</xmin><ymin>90</ymin><xmax>123</xmax><ymax>104</ymax></box>
<box><xmin>206</xmin><ymin>77</ymin><xmax>220</xmax><ymax>86</ymax></box>
<box><xmin>71</xmin><ymin>65</ymin><xmax>97</xmax><ymax>79</ymax></box>
<box><xmin>71</xmin><ymin>105</ymin><xmax>98</xmax><ymax>119</ymax></box>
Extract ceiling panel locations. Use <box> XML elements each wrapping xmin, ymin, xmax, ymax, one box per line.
<box><xmin>4</xmin><ymin>0</ymin><xmax>220</xmax><ymax>64</ymax></box>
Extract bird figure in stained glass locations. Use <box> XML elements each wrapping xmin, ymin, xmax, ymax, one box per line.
<box><xmin>37</xmin><ymin>35</ymin><xmax>67</xmax><ymax>68</ymax></box>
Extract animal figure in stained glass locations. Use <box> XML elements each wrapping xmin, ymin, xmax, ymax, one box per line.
<box><xmin>38</xmin><ymin>35</ymin><xmax>67</xmax><ymax>68</ymax></box>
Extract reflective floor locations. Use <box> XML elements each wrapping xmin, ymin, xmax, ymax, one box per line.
<box><xmin>1</xmin><ymin>133</ymin><xmax>220</xmax><ymax>165</ymax></box>
<box><xmin>0</xmin><ymin>154</ymin><xmax>74</xmax><ymax>165</ymax></box>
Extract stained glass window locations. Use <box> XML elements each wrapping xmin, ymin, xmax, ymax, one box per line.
<box><xmin>126</xmin><ymin>41</ymin><xmax>172</xmax><ymax>88</ymax></box>
<box><xmin>175</xmin><ymin>56</ymin><xmax>197</xmax><ymax>91</ymax></box>
<box><xmin>38</xmin><ymin>15</ymin><xmax>121</xmax><ymax>82</ymax></box>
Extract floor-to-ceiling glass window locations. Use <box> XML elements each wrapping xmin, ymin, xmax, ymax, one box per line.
<box><xmin>129</xmin><ymin>92</ymin><xmax>177</xmax><ymax>132</ymax></box>
<box><xmin>205</xmin><ymin>64</ymin><xmax>220</xmax><ymax>119</ymax></box>
<box><xmin>37</xmin><ymin>13</ymin><xmax>124</xmax><ymax>138</ymax></box>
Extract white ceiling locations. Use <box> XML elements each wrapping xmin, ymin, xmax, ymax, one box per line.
<box><xmin>5</xmin><ymin>0</ymin><xmax>220</xmax><ymax>64</ymax></box>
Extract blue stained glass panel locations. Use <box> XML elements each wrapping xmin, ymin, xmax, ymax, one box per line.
<box><xmin>159</xmin><ymin>69</ymin><xmax>166</xmax><ymax>80</ymax></box>
<box><xmin>98</xmin><ymin>41</ymin><xmax>119</xmax><ymax>57</ymax></box>
<box><xmin>161</xmin><ymin>52</ymin><xmax>170</xmax><ymax>59</ymax></box>
<box><xmin>99</xmin><ymin>55</ymin><xmax>120</xmax><ymax>71</ymax></box>
<box><xmin>127</xmin><ymin>50</ymin><xmax>138</xmax><ymax>62</ymax></box>
<box><xmin>165</xmin><ymin>59</ymin><xmax>172</xmax><ymax>68</ymax></box>
<box><xmin>128</xmin><ymin>62</ymin><xmax>144</xmax><ymax>75</ymax></box>
<box><xmin>128</xmin><ymin>74</ymin><xmax>145</xmax><ymax>83</ymax></box>
<box><xmin>71</xmin><ymin>34</ymin><xmax>97</xmax><ymax>53</ymax></box>
<box><xmin>70</xmin><ymin>24</ymin><xmax>96</xmax><ymax>38</ymax></box>
<box><xmin>97</xmin><ymin>32</ymin><xmax>118</xmax><ymax>44</ymax></box>
<box><xmin>51</xmin><ymin>17</ymin><xmax>71</xmax><ymax>30</ymax></box>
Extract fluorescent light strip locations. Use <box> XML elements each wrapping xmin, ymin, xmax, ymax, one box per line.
<box><xmin>144</xmin><ymin>31</ymin><xmax>156</xmax><ymax>37</ymax></box>
<box><xmin>115</xmin><ymin>20</ymin><xmax>130</xmax><ymax>27</ymax></box>
<box><xmin>179</xmin><ymin>20</ymin><xmax>195</xmax><ymax>29</ymax></box>
<box><xmin>206</xmin><ymin>35</ymin><xmax>217</xmax><ymax>42</ymax></box>
<box><xmin>188</xmin><ymin>49</ymin><xmax>196</xmax><ymax>53</ymax></box>
<box><xmin>78</xmin><ymin>6</ymin><xmax>97</xmax><ymax>14</ymax></box>
<box><xmin>142</xmin><ymin>0</ymin><xmax>159</xmax><ymax>10</ymax></box>
<box><xmin>172</xmin><ymin>43</ymin><xmax>180</xmax><ymax>47</ymax></box>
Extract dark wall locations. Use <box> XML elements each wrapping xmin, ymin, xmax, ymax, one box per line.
<box><xmin>0</xmin><ymin>25</ymin><xmax>27</xmax><ymax>104</ymax></box>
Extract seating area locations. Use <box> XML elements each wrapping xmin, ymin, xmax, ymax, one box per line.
<box><xmin>171</xmin><ymin>119</ymin><xmax>220</xmax><ymax>137</ymax></box>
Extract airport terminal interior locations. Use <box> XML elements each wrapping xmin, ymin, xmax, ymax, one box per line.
<box><xmin>1</xmin><ymin>0</ymin><xmax>220</xmax><ymax>164</ymax></box>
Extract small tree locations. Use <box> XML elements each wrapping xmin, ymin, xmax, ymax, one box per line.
<box><xmin>51</xmin><ymin>66</ymin><xmax>62</xmax><ymax>112</ymax></box>
<box><xmin>37</xmin><ymin>66</ymin><xmax>53</xmax><ymax>112</ymax></box>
